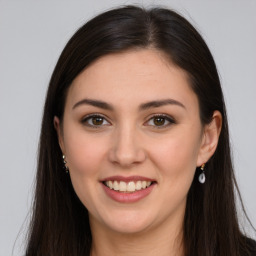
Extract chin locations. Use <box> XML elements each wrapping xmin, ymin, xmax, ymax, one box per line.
<box><xmin>107</xmin><ymin>219</ymin><xmax>152</xmax><ymax>234</ymax></box>
<box><xmin>93</xmin><ymin>209</ymin><xmax>155</xmax><ymax>235</ymax></box>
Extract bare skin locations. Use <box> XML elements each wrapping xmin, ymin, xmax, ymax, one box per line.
<box><xmin>90</xmin><ymin>207</ymin><xmax>184</xmax><ymax>256</ymax></box>
<box><xmin>55</xmin><ymin>49</ymin><xmax>222</xmax><ymax>256</ymax></box>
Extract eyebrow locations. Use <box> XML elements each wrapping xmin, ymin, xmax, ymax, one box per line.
<box><xmin>73</xmin><ymin>99</ymin><xmax>114</xmax><ymax>110</ymax></box>
<box><xmin>139</xmin><ymin>99</ymin><xmax>186</xmax><ymax>110</ymax></box>
<box><xmin>72</xmin><ymin>98</ymin><xmax>185</xmax><ymax>111</ymax></box>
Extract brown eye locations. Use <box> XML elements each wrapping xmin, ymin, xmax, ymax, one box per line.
<box><xmin>82</xmin><ymin>114</ymin><xmax>110</xmax><ymax>127</ymax></box>
<box><xmin>146</xmin><ymin>115</ymin><xmax>175</xmax><ymax>128</ymax></box>
<box><xmin>153</xmin><ymin>117</ymin><xmax>165</xmax><ymax>126</ymax></box>
<box><xmin>92</xmin><ymin>116</ymin><xmax>104</xmax><ymax>125</ymax></box>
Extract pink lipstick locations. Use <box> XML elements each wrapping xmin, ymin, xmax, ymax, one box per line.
<box><xmin>101</xmin><ymin>176</ymin><xmax>156</xmax><ymax>203</ymax></box>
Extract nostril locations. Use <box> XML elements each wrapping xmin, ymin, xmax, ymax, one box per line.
<box><xmin>109</xmin><ymin>151</ymin><xmax>146</xmax><ymax>167</ymax></box>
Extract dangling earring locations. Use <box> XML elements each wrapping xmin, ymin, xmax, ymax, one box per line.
<box><xmin>198</xmin><ymin>163</ymin><xmax>205</xmax><ymax>184</ymax></box>
<box><xmin>63</xmin><ymin>155</ymin><xmax>69</xmax><ymax>173</ymax></box>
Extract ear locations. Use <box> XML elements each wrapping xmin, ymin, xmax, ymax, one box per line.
<box><xmin>54</xmin><ymin>116</ymin><xmax>65</xmax><ymax>154</ymax></box>
<box><xmin>197</xmin><ymin>111</ymin><xmax>222</xmax><ymax>166</ymax></box>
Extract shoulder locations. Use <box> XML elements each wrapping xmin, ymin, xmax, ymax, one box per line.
<box><xmin>243</xmin><ymin>237</ymin><xmax>256</xmax><ymax>256</ymax></box>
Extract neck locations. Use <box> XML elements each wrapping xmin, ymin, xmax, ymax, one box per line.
<box><xmin>90</xmin><ymin>215</ymin><xmax>184</xmax><ymax>256</ymax></box>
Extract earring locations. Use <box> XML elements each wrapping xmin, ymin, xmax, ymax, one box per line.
<box><xmin>198</xmin><ymin>163</ymin><xmax>205</xmax><ymax>184</ymax></box>
<box><xmin>63</xmin><ymin>155</ymin><xmax>69</xmax><ymax>173</ymax></box>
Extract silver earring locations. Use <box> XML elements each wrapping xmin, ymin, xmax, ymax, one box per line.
<box><xmin>63</xmin><ymin>155</ymin><xmax>69</xmax><ymax>173</ymax></box>
<box><xmin>198</xmin><ymin>163</ymin><xmax>205</xmax><ymax>184</ymax></box>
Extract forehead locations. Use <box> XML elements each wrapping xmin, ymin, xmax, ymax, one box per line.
<box><xmin>66</xmin><ymin>49</ymin><xmax>198</xmax><ymax>111</ymax></box>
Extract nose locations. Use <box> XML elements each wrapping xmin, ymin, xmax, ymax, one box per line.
<box><xmin>108</xmin><ymin>125</ymin><xmax>146</xmax><ymax>167</ymax></box>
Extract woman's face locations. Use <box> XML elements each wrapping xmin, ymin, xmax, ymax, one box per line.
<box><xmin>55</xmin><ymin>49</ymin><xmax>218</xmax><ymax>235</ymax></box>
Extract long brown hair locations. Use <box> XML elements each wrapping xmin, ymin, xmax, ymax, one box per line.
<box><xmin>25</xmin><ymin>5</ymin><xmax>255</xmax><ymax>256</ymax></box>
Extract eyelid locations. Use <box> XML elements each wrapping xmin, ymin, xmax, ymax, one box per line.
<box><xmin>81</xmin><ymin>113</ymin><xmax>111</xmax><ymax>127</ymax></box>
<box><xmin>80</xmin><ymin>113</ymin><xmax>175</xmax><ymax>129</ymax></box>
<box><xmin>144</xmin><ymin>114</ymin><xmax>176</xmax><ymax>128</ymax></box>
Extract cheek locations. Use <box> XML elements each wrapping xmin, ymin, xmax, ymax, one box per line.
<box><xmin>150</xmin><ymin>133</ymin><xmax>201</xmax><ymax>210</ymax></box>
<box><xmin>150</xmin><ymin>131</ymin><xmax>201</xmax><ymax>180</ymax></box>
<box><xmin>64</xmin><ymin>129</ymin><xmax>107</xmax><ymax>175</ymax></box>
<box><xmin>63</xmin><ymin>130</ymin><xmax>109</xmax><ymax>208</ymax></box>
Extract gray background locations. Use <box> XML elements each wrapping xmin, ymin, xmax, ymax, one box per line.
<box><xmin>0</xmin><ymin>0</ymin><xmax>255</xmax><ymax>255</ymax></box>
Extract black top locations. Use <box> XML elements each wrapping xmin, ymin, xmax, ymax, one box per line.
<box><xmin>244</xmin><ymin>238</ymin><xmax>256</xmax><ymax>256</ymax></box>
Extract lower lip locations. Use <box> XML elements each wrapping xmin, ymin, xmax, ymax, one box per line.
<box><xmin>101</xmin><ymin>183</ymin><xmax>156</xmax><ymax>203</ymax></box>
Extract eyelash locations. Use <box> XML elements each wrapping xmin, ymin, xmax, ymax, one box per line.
<box><xmin>145</xmin><ymin>114</ymin><xmax>176</xmax><ymax>128</ymax></box>
<box><xmin>81</xmin><ymin>114</ymin><xmax>176</xmax><ymax>129</ymax></box>
<box><xmin>81</xmin><ymin>114</ymin><xmax>111</xmax><ymax>128</ymax></box>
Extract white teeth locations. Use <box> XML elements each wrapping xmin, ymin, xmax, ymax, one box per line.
<box><xmin>104</xmin><ymin>180</ymin><xmax>153</xmax><ymax>192</ymax></box>
<box><xmin>108</xmin><ymin>181</ymin><xmax>113</xmax><ymax>189</ymax></box>
<box><xmin>127</xmin><ymin>181</ymin><xmax>136</xmax><ymax>192</ymax></box>
<box><xmin>135</xmin><ymin>181</ymin><xmax>142</xmax><ymax>190</ymax></box>
<box><xmin>113</xmin><ymin>181</ymin><xmax>119</xmax><ymax>191</ymax></box>
<box><xmin>119</xmin><ymin>181</ymin><xmax>126</xmax><ymax>192</ymax></box>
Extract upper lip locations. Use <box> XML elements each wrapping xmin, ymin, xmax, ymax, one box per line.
<box><xmin>100</xmin><ymin>175</ymin><xmax>156</xmax><ymax>182</ymax></box>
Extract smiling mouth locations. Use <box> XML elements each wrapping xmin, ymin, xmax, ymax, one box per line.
<box><xmin>103</xmin><ymin>180</ymin><xmax>156</xmax><ymax>193</ymax></box>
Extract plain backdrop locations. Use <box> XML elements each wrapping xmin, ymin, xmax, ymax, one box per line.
<box><xmin>0</xmin><ymin>0</ymin><xmax>255</xmax><ymax>255</ymax></box>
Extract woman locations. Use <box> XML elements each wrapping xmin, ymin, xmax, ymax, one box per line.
<box><xmin>25</xmin><ymin>5</ymin><xmax>255</xmax><ymax>256</ymax></box>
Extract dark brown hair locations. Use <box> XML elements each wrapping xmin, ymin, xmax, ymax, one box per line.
<box><xmin>25</xmin><ymin>5</ymin><xmax>255</xmax><ymax>256</ymax></box>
